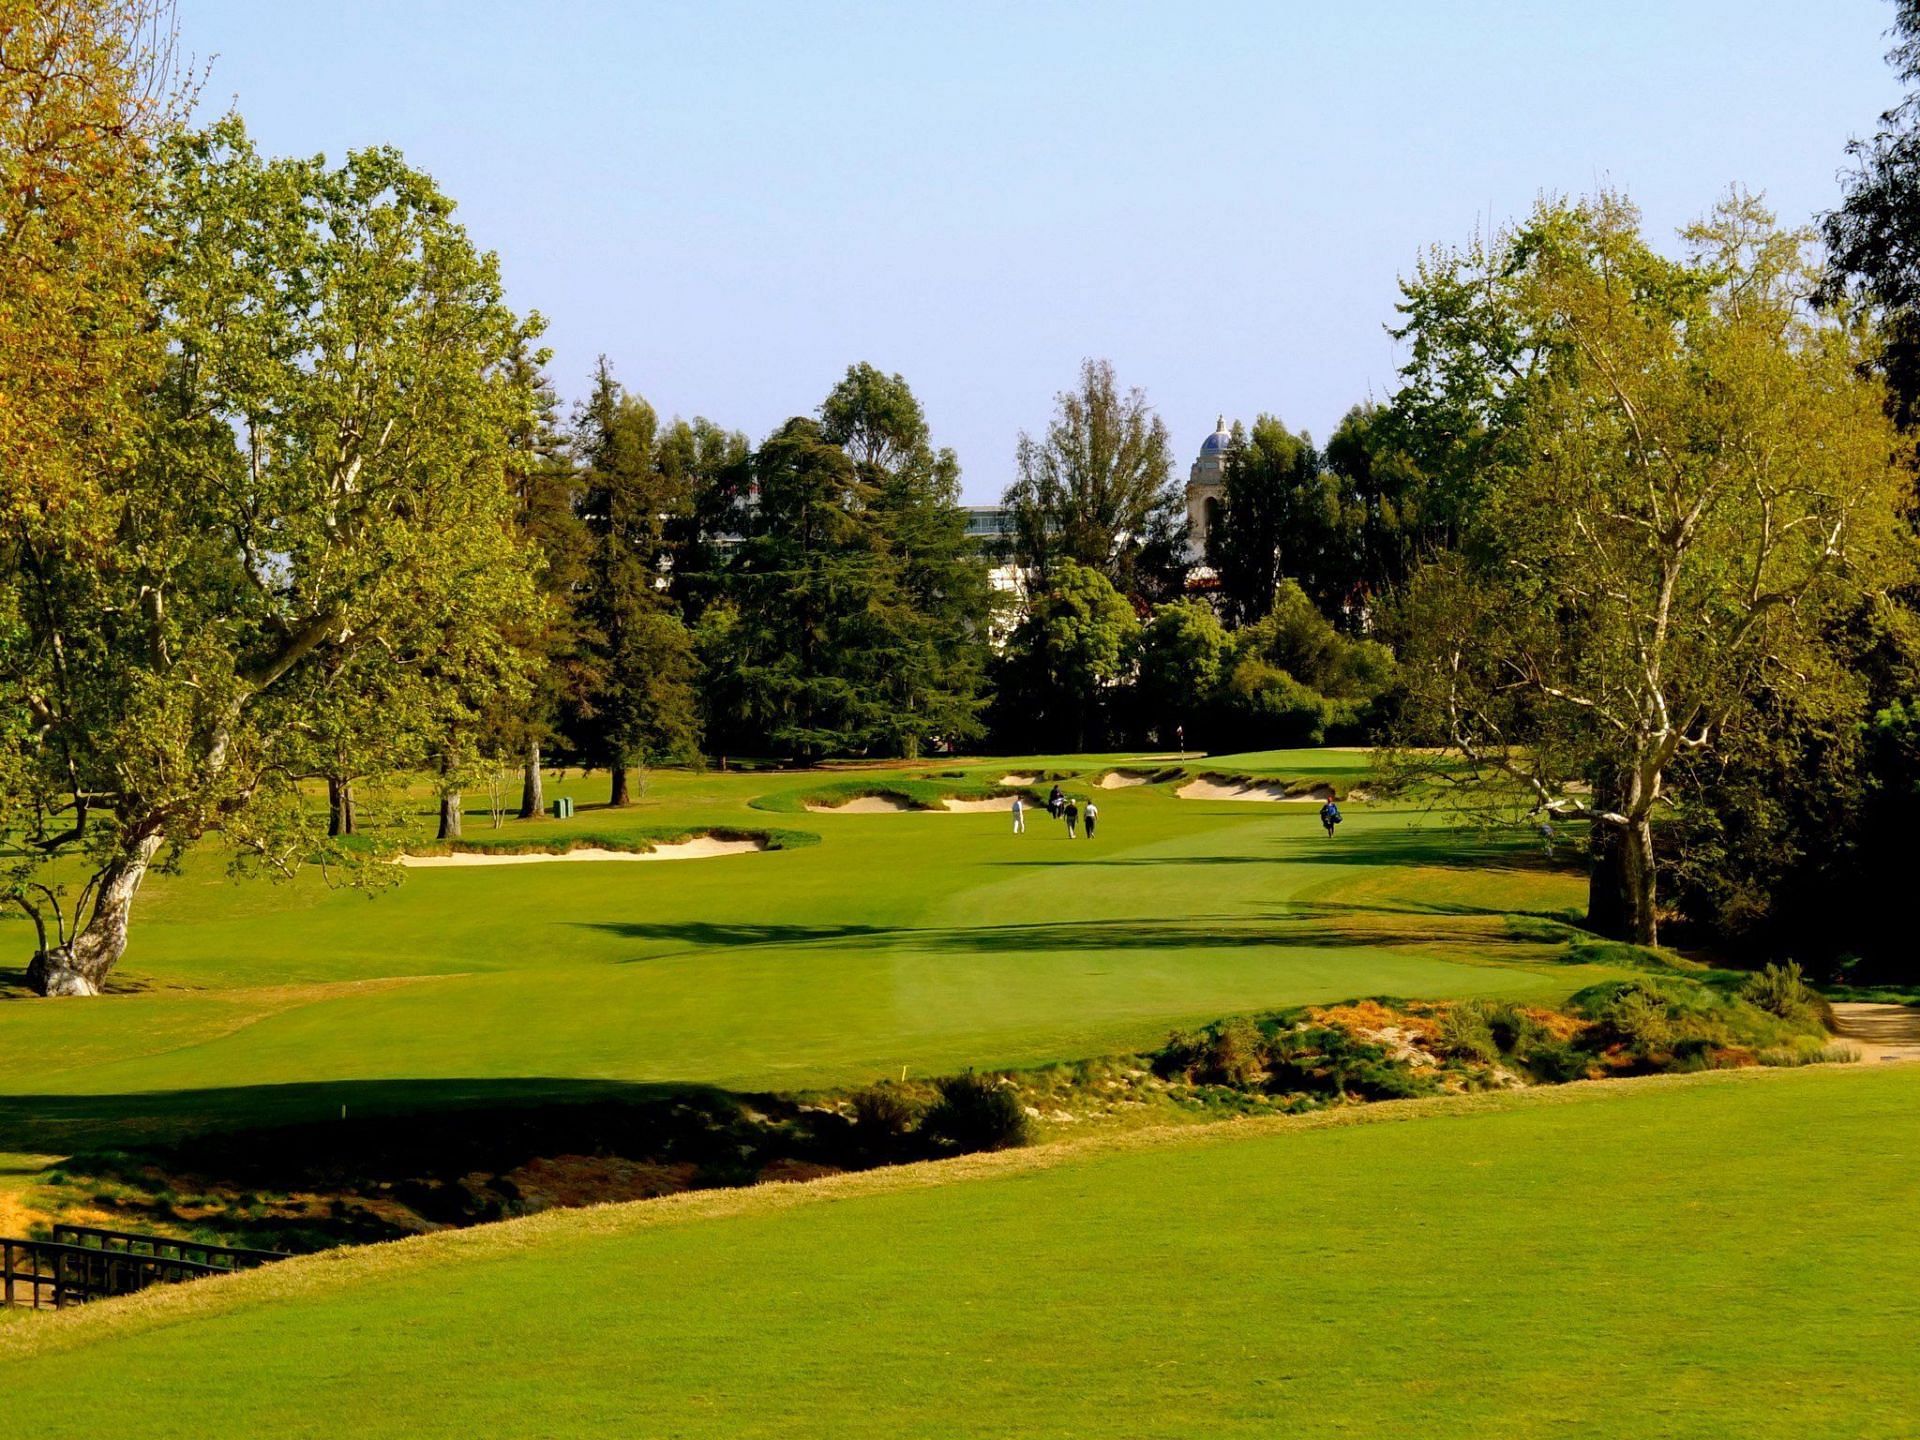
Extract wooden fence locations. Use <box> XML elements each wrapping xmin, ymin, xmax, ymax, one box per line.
<box><xmin>1</xmin><ymin>1225</ymin><xmax>287</xmax><ymax>1310</ymax></box>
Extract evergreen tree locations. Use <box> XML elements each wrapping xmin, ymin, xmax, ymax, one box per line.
<box><xmin>570</xmin><ymin>361</ymin><xmax>701</xmax><ymax>804</ymax></box>
<box><xmin>714</xmin><ymin>417</ymin><xmax>896</xmax><ymax>760</ymax></box>
<box><xmin>818</xmin><ymin>364</ymin><xmax>990</xmax><ymax>755</ymax></box>
<box><xmin>1823</xmin><ymin>0</ymin><xmax>1920</xmax><ymax>429</ymax></box>
<box><xmin>658</xmin><ymin>414</ymin><xmax>753</xmax><ymax>618</ymax></box>
<box><xmin>498</xmin><ymin>345</ymin><xmax>587</xmax><ymax>820</ymax></box>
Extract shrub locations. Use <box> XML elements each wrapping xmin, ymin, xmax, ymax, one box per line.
<box><xmin>1483</xmin><ymin>1004</ymin><xmax>1540</xmax><ymax>1054</ymax></box>
<box><xmin>1738</xmin><ymin>961</ymin><xmax>1827</xmax><ymax>1026</ymax></box>
<box><xmin>850</xmin><ymin>1083</ymin><xmax>923</xmax><ymax>1140</ymax></box>
<box><xmin>1200</xmin><ymin>1018</ymin><xmax>1267</xmax><ymax>1087</ymax></box>
<box><xmin>1438</xmin><ymin>1005</ymin><xmax>1499</xmax><ymax>1064</ymax></box>
<box><xmin>1599</xmin><ymin>986</ymin><xmax>1673</xmax><ymax>1060</ymax></box>
<box><xmin>1519</xmin><ymin>1037</ymin><xmax>1590</xmax><ymax>1083</ymax></box>
<box><xmin>1154</xmin><ymin>1018</ymin><xmax>1267</xmax><ymax>1088</ymax></box>
<box><xmin>919</xmin><ymin>1072</ymin><xmax>1030</xmax><ymax>1152</ymax></box>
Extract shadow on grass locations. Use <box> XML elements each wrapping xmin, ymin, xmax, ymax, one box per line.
<box><xmin>0</xmin><ymin>1075</ymin><xmax>705</xmax><ymax>1157</ymax></box>
<box><xmin>992</xmin><ymin>828</ymin><xmax>1573</xmax><ymax>876</ymax></box>
<box><xmin>580</xmin><ymin>911</ymin><xmax>1559</xmax><ymax>963</ymax></box>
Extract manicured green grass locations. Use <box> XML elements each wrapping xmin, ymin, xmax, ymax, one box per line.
<box><xmin>0</xmin><ymin>752</ymin><xmax>1629</xmax><ymax>1151</ymax></box>
<box><xmin>3</xmin><ymin>1064</ymin><xmax>1912</xmax><ymax>1438</ymax></box>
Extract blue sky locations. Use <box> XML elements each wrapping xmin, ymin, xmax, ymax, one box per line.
<box><xmin>177</xmin><ymin>1</ymin><xmax>1901</xmax><ymax>500</ymax></box>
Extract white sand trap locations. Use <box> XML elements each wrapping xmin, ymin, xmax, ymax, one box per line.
<box><xmin>806</xmin><ymin>794</ymin><xmax>916</xmax><ymax>813</ymax></box>
<box><xmin>999</xmin><ymin>773</ymin><xmax>1040</xmax><ymax>786</ymax></box>
<box><xmin>399</xmin><ymin>837</ymin><xmax>766</xmax><ymax>867</ymax></box>
<box><xmin>941</xmin><ymin>795</ymin><xmax>1014</xmax><ymax>812</ymax></box>
<box><xmin>1176</xmin><ymin>777</ymin><xmax>1339</xmax><ymax>803</ymax></box>
<box><xmin>1098</xmin><ymin>770</ymin><xmax>1153</xmax><ymax>789</ymax></box>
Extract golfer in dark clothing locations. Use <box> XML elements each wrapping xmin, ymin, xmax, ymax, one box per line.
<box><xmin>1064</xmin><ymin>798</ymin><xmax>1079</xmax><ymax>838</ymax></box>
<box><xmin>1319</xmin><ymin>797</ymin><xmax>1342</xmax><ymax>838</ymax></box>
<box><xmin>1048</xmin><ymin>783</ymin><xmax>1063</xmax><ymax>820</ymax></box>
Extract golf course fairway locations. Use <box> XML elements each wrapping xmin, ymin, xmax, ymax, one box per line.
<box><xmin>0</xmin><ymin>754</ymin><xmax>1636</xmax><ymax>1153</ymax></box>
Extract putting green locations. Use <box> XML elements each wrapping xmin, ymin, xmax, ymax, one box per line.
<box><xmin>3</xmin><ymin>1065</ymin><xmax>1912</xmax><ymax>1438</ymax></box>
<box><xmin>0</xmin><ymin>753</ymin><xmax>1619</xmax><ymax>1149</ymax></box>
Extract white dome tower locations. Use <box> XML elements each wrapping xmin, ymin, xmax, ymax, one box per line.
<box><xmin>1185</xmin><ymin>415</ymin><xmax>1231</xmax><ymax>562</ymax></box>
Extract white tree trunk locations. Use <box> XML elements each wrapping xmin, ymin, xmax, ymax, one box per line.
<box><xmin>25</xmin><ymin>831</ymin><xmax>164</xmax><ymax>996</ymax></box>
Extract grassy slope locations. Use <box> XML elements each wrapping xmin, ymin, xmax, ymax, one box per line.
<box><xmin>2</xmin><ymin>1064</ymin><xmax>1913</xmax><ymax>1439</ymax></box>
<box><xmin>0</xmin><ymin>753</ymin><xmax>1624</xmax><ymax>1150</ymax></box>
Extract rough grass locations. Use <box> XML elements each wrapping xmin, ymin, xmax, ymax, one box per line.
<box><xmin>1</xmin><ymin>1065</ymin><xmax>1913</xmax><ymax>1438</ymax></box>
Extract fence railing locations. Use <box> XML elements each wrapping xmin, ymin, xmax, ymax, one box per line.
<box><xmin>2</xmin><ymin>1226</ymin><xmax>287</xmax><ymax>1310</ymax></box>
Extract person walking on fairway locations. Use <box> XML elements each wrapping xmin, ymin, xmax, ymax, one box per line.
<box><xmin>1048</xmin><ymin>783</ymin><xmax>1063</xmax><ymax>820</ymax></box>
<box><xmin>1011</xmin><ymin>795</ymin><xmax>1025</xmax><ymax>834</ymax></box>
<box><xmin>1319</xmin><ymin>795</ymin><xmax>1342</xmax><ymax>839</ymax></box>
<box><xmin>1084</xmin><ymin>800</ymin><xmax>1098</xmax><ymax>839</ymax></box>
<box><xmin>1064</xmin><ymin>797</ymin><xmax>1079</xmax><ymax>838</ymax></box>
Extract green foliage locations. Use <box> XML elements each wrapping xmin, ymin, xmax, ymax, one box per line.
<box><xmin>816</xmin><ymin>364</ymin><xmax>990</xmax><ymax>758</ymax></box>
<box><xmin>1002</xmin><ymin>358</ymin><xmax>1184</xmax><ymax>597</ymax></box>
<box><xmin>1135</xmin><ymin>601</ymin><xmax>1230</xmax><ymax>739</ymax></box>
<box><xmin>1386</xmin><ymin>191</ymin><xmax>1918</xmax><ymax>945</ymax></box>
<box><xmin>1736</xmin><ymin>962</ymin><xmax>1826</xmax><ymax>1027</ymax></box>
<box><xmin>2</xmin><ymin>114</ymin><xmax>542</xmax><ymax>992</ymax></box>
<box><xmin>1569</xmin><ymin>973</ymin><xmax>1828</xmax><ymax>1069</ymax></box>
<box><xmin>849</xmin><ymin>1083</ymin><xmax>925</xmax><ymax>1142</ymax></box>
<box><xmin>1822</xmin><ymin>0</ymin><xmax>1920</xmax><ymax>427</ymax></box>
<box><xmin>1209</xmin><ymin>581</ymin><xmax>1395</xmax><ymax>749</ymax></box>
<box><xmin>991</xmin><ymin>561</ymin><xmax>1141</xmax><ymax>750</ymax></box>
<box><xmin>1210</xmin><ymin>414</ymin><xmax>1384</xmax><ymax>627</ymax></box>
<box><xmin>1437</xmin><ymin>1005</ymin><xmax>1499</xmax><ymax>1064</ymax></box>
<box><xmin>919</xmin><ymin>1072</ymin><xmax>1030</xmax><ymax>1152</ymax></box>
<box><xmin>567</xmin><ymin>360</ymin><xmax>702</xmax><ymax>792</ymax></box>
<box><xmin>702</xmin><ymin>371</ymin><xmax>990</xmax><ymax>762</ymax></box>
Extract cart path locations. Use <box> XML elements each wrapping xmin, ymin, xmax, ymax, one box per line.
<box><xmin>1831</xmin><ymin>1002</ymin><xmax>1920</xmax><ymax>1063</ymax></box>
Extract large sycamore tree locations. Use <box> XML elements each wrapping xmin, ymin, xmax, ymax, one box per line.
<box><xmin>1389</xmin><ymin>193</ymin><xmax>1916</xmax><ymax>944</ymax></box>
<box><xmin>1</xmin><ymin>113</ymin><xmax>540</xmax><ymax>994</ymax></box>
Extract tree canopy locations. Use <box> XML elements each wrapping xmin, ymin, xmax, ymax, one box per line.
<box><xmin>1388</xmin><ymin>192</ymin><xmax>1916</xmax><ymax>943</ymax></box>
<box><xmin>1</xmin><ymin>114</ymin><xmax>542</xmax><ymax>992</ymax></box>
<box><xmin>1004</xmin><ymin>359</ymin><xmax>1183</xmax><ymax>598</ymax></box>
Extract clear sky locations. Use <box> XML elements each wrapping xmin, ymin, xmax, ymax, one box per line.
<box><xmin>175</xmin><ymin>1</ymin><xmax>1902</xmax><ymax>501</ymax></box>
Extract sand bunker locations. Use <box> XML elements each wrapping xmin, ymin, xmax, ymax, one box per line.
<box><xmin>1175</xmin><ymin>777</ymin><xmax>1338</xmax><ymax>803</ymax></box>
<box><xmin>999</xmin><ymin>773</ymin><xmax>1040</xmax><ymax>786</ymax></box>
<box><xmin>1097</xmin><ymin>770</ymin><xmax>1153</xmax><ymax>789</ymax></box>
<box><xmin>399</xmin><ymin>837</ymin><xmax>766</xmax><ymax>867</ymax></box>
<box><xmin>941</xmin><ymin>796</ymin><xmax>1014</xmax><ymax>813</ymax></box>
<box><xmin>806</xmin><ymin>794</ymin><xmax>916</xmax><ymax>813</ymax></box>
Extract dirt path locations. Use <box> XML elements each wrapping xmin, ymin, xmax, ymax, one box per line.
<box><xmin>1831</xmin><ymin>1002</ymin><xmax>1920</xmax><ymax>1063</ymax></box>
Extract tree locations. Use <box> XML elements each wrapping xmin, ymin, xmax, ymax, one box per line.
<box><xmin>1136</xmin><ymin>600</ymin><xmax>1229</xmax><ymax>745</ymax></box>
<box><xmin>1388</xmin><ymin>193</ymin><xmax>1916</xmax><ymax>944</ymax></box>
<box><xmin>711</xmin><ymin>417</ymin><xmax>896</xmax><ymax>760</ymax></box>
<box><xmin>1823</xmin><ymin>0</ymin><xmax>1920</xmax><ymax>429</ymax></box>
<box><xmin>569</xmin><ymin>361</ymin><xmax>701</xmax><ymax>803</ymax></box>
<box><xmin>658</xmin><ymin>414</ymin><xmax>752</xmax><ymax>618</ymax></box>
<box><xmin>1212</xmin><ymin>416</ymin><xmax>1360</xmax><ymax>625</ymax></box>
<box><xmin>1004</xmin><ymin>359</ymin><xmax>1181</xmax><ymax>596</ymax></box>
<box><xmin>0</xmin><ymin>116</ymin><xmax>541</xmax><ymax>994</ymax></box>
<box><xmin>1213</xmin><ymin>580</ymin><xmax>1395</xmax><ymax>749</ymax></box>
<box><xmin>497</xmin><ymin>346</ymin><xmax>586</xmax><ymax>821</ymax></box>
<box><xmin>992</xmin><ymin>561</ymin><xmax>1140</xmax><ymax>751</ymax></box>
<box><xmin>0</xmin><ymin>0</ymin><xmax>183</xmax><ymax>541</ymax></box>
<box><xmin>818</xmin><ymin>363</ymin><xmax>989</xmax><ymax>756</ymax></box>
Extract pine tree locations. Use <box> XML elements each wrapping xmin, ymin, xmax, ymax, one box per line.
<box><xmin>716</xmin><ymin>417</ymin><xmax>892</xmax><ymax>760</ymax></box>
<box><xmin>818</xmin><ymin>364</ymin><xmax>990</xmax><ymax>756</ymax></box>
<box><xmin>570</xmin><ymin>361</ymin><xmax>701</xmax><ymax>803</ymax></box>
